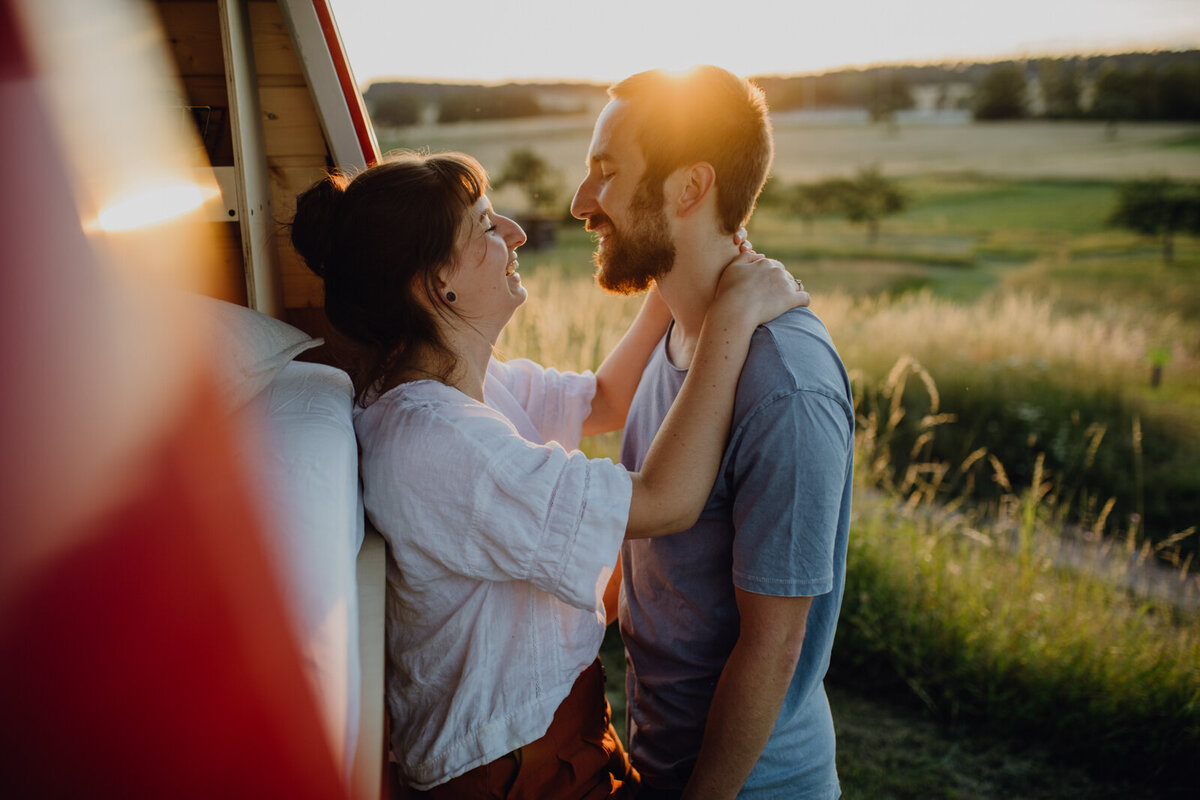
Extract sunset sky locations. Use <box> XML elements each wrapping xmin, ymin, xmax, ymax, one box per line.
<box><xmin>327</xmin><ymin>0</ymin><xmax>1200</xmax><ymax>88</ymax></box>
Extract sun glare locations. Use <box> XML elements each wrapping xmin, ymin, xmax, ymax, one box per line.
<box><xmin>95</xmin><ymin>182</ymin><xmax>219</xmax><ymax>233</ymax></box>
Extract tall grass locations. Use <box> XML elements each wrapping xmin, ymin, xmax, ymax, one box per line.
<box><xmin>841</xmin><ymin>357</ymin><xmax>1200</xmax><ymax>791</ymax></box>
<box><xmin>812</xmin><ymin>287</ymin><xmax>1200</xmax><ymax>548</ymax></box>
<box><xmin>503</xmin><ymin>267</ymin><xmax>1200</xmax><ymax>791</ymax></box>
<box><xmin>836</xmin><ymin>488</ymin><xmax>1200</xmax><ymax>790</ymax></box>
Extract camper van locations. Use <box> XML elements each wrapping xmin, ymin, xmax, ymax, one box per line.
<box><xmin>2</xmin><ymin>1</ymin><xmax>390</xmax><ymax>797</ymax></box>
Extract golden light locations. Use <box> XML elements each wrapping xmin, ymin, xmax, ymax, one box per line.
<box><xmin>14</xmin><ymin>0</ymin><xmax>223</xmax><ymax>290</ymax></box>
<box><xmin>95</xmin><ymin>181</ymin><xmax>220</xmax><ymax>233</ymax></box>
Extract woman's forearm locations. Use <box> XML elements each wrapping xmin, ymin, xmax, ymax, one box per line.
<box><xmin>583</xmin><ymin>288</ymin><xmax>672</xmax><ymax>436</ymax></box>
<box><xmin>624</xmin><ymin>305</ymin><xmax>754</xmax><ymax>539</ymax></box>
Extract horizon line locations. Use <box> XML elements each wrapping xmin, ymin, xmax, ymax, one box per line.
<box><xmin>354</xmin><ymin>44</ymin><xmax>1200</xmax><ymax>90</ymax></box>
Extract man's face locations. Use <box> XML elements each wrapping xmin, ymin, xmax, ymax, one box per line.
<box><xmin>571</xmin><ymin>101</ymin><xmax>675</xmax><ymax>294</ymax></box>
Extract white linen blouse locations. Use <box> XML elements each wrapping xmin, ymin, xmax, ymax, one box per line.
<box><xmin>354</xmin><ymin>357</ymin><xmax>632</xmax><ymax>790</ymax></box>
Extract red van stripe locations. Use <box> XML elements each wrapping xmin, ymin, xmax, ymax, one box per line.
<box><xmin>310</xmin><ymin>0</ymin><xmax>379</xmax><ymax>166</ymax></box>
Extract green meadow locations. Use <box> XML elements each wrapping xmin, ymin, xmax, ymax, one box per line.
<box><xmin>382</xmin><ymin>120</ymin><xmax>1200</xmax><ymax>797</ymax></box>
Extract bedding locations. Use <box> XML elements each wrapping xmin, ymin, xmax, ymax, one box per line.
<box><xmin>231</xmin><ymin>359</ymin><xmax>364</xmax><ymax>777</ymax></box>
<box><xmin>189</xmin><ymin>293</ymin><xmax>322</xmax><ymax>410</ymax></box>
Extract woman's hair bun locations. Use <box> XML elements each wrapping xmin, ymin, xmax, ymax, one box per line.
<box><xmin>290</xmin><ymin>173</ymin><xmax>349</xmax><ymax>279</ymax></box>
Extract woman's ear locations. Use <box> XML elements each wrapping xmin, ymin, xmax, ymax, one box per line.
<box><xmin>669</xmin><ymin>162</ymin><xmax>716</xmax><ymax>218</ymax></box>
<box><xmin>411</xmin><ymin>267</ymin><xmax>451</xmax><ymax>308</ymax></box>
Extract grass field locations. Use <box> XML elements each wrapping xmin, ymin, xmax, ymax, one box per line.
<box><xmin>378</xmin><ymin>116</ymin><xmax>1200</xmax><ymax>190</ymax></box>
<box><xmin>392</xmin><ymin>117</ymin><xmax>1200</xmax><ymax>796</ymax></box>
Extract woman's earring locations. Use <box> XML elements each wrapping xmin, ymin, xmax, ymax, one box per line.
<box><xmin>445</xmin><ymin>291</ymin><xmax>457</xmax><ymax>303</ymax></box>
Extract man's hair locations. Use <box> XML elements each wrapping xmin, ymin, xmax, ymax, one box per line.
<box><xmin>608</xmin><ymin>66</ymin><xmax>774</xmax><ymax>234</ymax></box>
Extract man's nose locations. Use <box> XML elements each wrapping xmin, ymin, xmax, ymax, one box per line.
<box><xmin>570</xmin><ymin>178</ymin><xmax>595</xmax><ymax>220</ymax></box>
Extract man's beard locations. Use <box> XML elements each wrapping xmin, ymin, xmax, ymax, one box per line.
<box><xmin>593</xmin><ymin>182</ymin><xmax>675</xmax><ymax>295</ymax></box>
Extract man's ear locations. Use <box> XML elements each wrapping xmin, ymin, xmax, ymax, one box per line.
<box><xmin>667</xmin><ymin>162</ymin><xmax>716</xmax><ymax>218</ymax></box>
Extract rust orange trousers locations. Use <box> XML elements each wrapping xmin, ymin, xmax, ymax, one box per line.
<box><xmin>392</xmin><ymin>659</ymin><xmax>639</xmax><ymax>800</ymax></box>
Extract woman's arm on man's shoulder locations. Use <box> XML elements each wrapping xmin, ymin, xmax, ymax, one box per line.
<box><xmin>583</xmin><ymin>286</ymin><xmax>672</xmax><ymax>436</ymax></box>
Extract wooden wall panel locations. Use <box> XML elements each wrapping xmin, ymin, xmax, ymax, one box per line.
<box><xmin>157</xmin><ymin>2</ymin><xmax>226</xmax><ymax>77</ymax></box>
<box><xmin>159</xmin><ymin>0</ymin><xmax>334</xmax><ymax>313</ymax></box>
<box><xmin>261</xmin><ymin>86</ymin><xmax>329</xmax><ymax>158</ymax></box>
<box><xmin>248</xmin><ymin>1</ymin><xmax>304</xmax><ymax>77</ymax></box>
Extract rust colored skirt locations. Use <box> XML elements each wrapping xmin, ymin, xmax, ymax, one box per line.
<box><xmin>395</xmin><ymin>659</ymin><xmax>638</xmax><ymax>800</ymax></box>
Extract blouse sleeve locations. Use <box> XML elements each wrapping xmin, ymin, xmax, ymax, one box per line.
<box><xmin>360</xmin><ymin>397</ymin><xmax>630</xmax><ymax>612</ymax></box>
<box><xmin>487</xmin><ymin>358</ymin><xmax>596</xmax><ymax>450</ymax></box>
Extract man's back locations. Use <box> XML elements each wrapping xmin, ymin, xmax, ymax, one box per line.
<box><xmin>618</xmin><ymin>306</ymin><xmax>853</xmax><ymax>799</ymax></box>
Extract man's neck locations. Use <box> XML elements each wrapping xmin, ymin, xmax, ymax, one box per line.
<box><xmin>656</xmin><ymin>231</ymin><xmax>741</xmax><ymax>369</ymax></box>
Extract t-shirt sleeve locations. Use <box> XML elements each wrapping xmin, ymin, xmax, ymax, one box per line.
<box><xmin>367</xmin><ymin>401</ymin><xmax>630</xmax><ymax>612</ymax></box>
<box><xmin>730</xmin><ymin>389</ymin><xmax>853</xmax><ymax>597</ymax></box>
<box><xmin>488</xmin><ymin>358</ymin><xmax>596</xmax><ymax>450</ymax></box>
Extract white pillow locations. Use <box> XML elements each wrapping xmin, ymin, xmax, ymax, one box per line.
<box><xmin>191</xmin><ymin>294</ymin><xmax>323</xmax><ymax>409</ymax></box>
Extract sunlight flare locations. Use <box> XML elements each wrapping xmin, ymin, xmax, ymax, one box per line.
<box><xmin>95</xmin><ymin>181</ymin><xmax>219</xmax><ymax>233</ymax></box>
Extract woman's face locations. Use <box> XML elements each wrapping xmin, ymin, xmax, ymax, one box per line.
<box><xmin>442</xmin><ymin>195</ymin><xmax>527</xmax><ymax>335</ymax></box>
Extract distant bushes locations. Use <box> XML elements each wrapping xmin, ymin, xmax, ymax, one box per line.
<box><xmin>854</xmin><ymin>353</ymin><xmax>1200</xmax><ymax>559</ymax></box>
<box><xmin>436</xmin><ymin>86</ymin><xmax>544</xmax><ymax>124</ymax></box>
<box><xmin>364</xmin><ymin>81</ymin><xmax>602</xmax><ymax>127</ymax></box>
<box><xmin>758</xmin><ymin>167</ymin><xmax>908</xmax><ymax>243</ymax></box>
<box><xmin>757</xmin><ymin>51</ymin><xmax>1200</xmax><ymax>122</ymax></box>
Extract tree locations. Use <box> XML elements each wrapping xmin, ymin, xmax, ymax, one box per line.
<box><xmin>974</xmin><ymin>63</ymin><xmax>1027</xmax><ymax>120</ymax></box>
<box><xmin>789</xmin><ymin>179</ymin><xmax>852</xmax><ymax>232</ymax></box>
<box><xmin>437</xmin><ymin>87</ymin><xmax>542</xmax><ymax>124</ymax></box>
<box><xmin>367</xmin><ymin>92</ymin><xmax>422</xmax><ymax>127</ymax></box>
<box><xmin>835</xmin><ymin>166</ymin><xmax>907</xmax><ymax>243</ymax></box>
<box><xmin>1107</xmin><ymin>178</ymin><xmax>1200</xmax><ymax>264</ymax></box>
<box><xmin>869</xmin><ymin>70</ymin><xmax>913</xmax><ymax>127</ymax></box>
<box><xmin>1038</xmin><ymin>58</ymin><xmax>1082</xmax><ymax>118</ymax></box>
<box><xmin>492</xmin><ymin>148</ymin><xmax>565</xmax><ymax>249</ymax></box>
<box><xmin>1158</xmin><ymin>63</ymin><xmax>1200</xmax><ymax>120</ymax></box>
<box><xmin>492</xmin><ymin>148</ymin><xmax>562</xmax><ymax>213</ymax></box>
<box><xmin>1091</xmin><ymin>63</ymin><xmax>1138</xmax><ymax>122</ymax></box>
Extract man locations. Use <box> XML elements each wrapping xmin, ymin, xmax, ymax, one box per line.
<box><xmin>571</xmin><ymin>66</ymin><xmax>854</xmax><ymax>800</ymax></box>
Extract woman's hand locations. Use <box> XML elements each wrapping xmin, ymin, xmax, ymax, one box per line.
<box><xmin>713</xmin><ymin>252</ymin><xmax>811</xmax><ymax>328</ymax></box>
<box><xmin>734</xmin><ymin>226</ymin><xmax>753</xmax><ymax>253</ymax></box>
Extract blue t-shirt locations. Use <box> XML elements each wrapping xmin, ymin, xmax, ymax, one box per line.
<box><xmin>619</xmin><ymin>307</ymin><xmax>853</xmax><ymax>800</ymax></box>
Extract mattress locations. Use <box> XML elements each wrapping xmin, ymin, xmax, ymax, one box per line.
<box><xmin>231</xmin><ymin>359</ymin><xmax>363</xmax><ymax>779</ymax></box>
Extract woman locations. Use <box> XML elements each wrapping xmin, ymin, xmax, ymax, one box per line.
<box><xmin>290</xmin><ymin>151</ymin><xmax>807</xmax><ymax>799</ymax></box>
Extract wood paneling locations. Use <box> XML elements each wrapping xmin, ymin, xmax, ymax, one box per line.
<box><xmin>158</xmin><ymin>0</ymin><xmax>333</xmax><ymax>312</ymax></box>
<box><xmin>261</xmin><ymin>86</ymin><xmax>328</xmax><ymax>158</ymax></box>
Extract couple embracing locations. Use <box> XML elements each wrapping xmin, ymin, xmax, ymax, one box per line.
<box><xmin>291</xmin><ymin>65</ymin><xmax>853</xmax><ymax>800</ymax></box>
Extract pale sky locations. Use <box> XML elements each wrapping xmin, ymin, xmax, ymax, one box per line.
<box><xmin>328</xmin><ymin>0</ymin><xmax>1200</xmax><ymax>88</ymax></box>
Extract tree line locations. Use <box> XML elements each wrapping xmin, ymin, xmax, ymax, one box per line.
<box><xmin>364</xmin><ymin>51</ymin><xmax>1200</xmax><ymax>128</ymax></box>
<box><xmin>364</xmin><ymin>82</ymin><xmax>606</xmax><ymax>127</ymax></box>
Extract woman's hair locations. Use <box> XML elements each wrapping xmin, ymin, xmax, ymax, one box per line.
<box><xmin>289</xmin><ymin>151</ymin><xmax>487</xmax><ymax>405</ymax></box>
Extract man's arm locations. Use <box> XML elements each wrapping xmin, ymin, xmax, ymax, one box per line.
<box><xmin>682</xmin><ymin>589</ymin><xmax>812</xmax><ymax>800</ymax></box>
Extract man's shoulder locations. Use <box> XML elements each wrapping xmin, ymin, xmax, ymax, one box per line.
<box><xmin>740</xmin><ymin>308</ymin><xmax>850</xmax><ymax>404</ymax></box>
<box><xmin>755</xmin><ymin>306</ymin><xmax>836</xmax><ymax>354</ymax></box>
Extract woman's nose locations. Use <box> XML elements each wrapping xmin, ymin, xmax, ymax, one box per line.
<box><xmin>504</xmin><ymin>216</ymin><xmax>527</xmax><ymax>248</ymax></box>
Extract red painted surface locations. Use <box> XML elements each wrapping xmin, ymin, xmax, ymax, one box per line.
<box><xmin>311</xmin><ymin>0</ymin><xmax>379</xmax><ymax>166</ymax></box>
